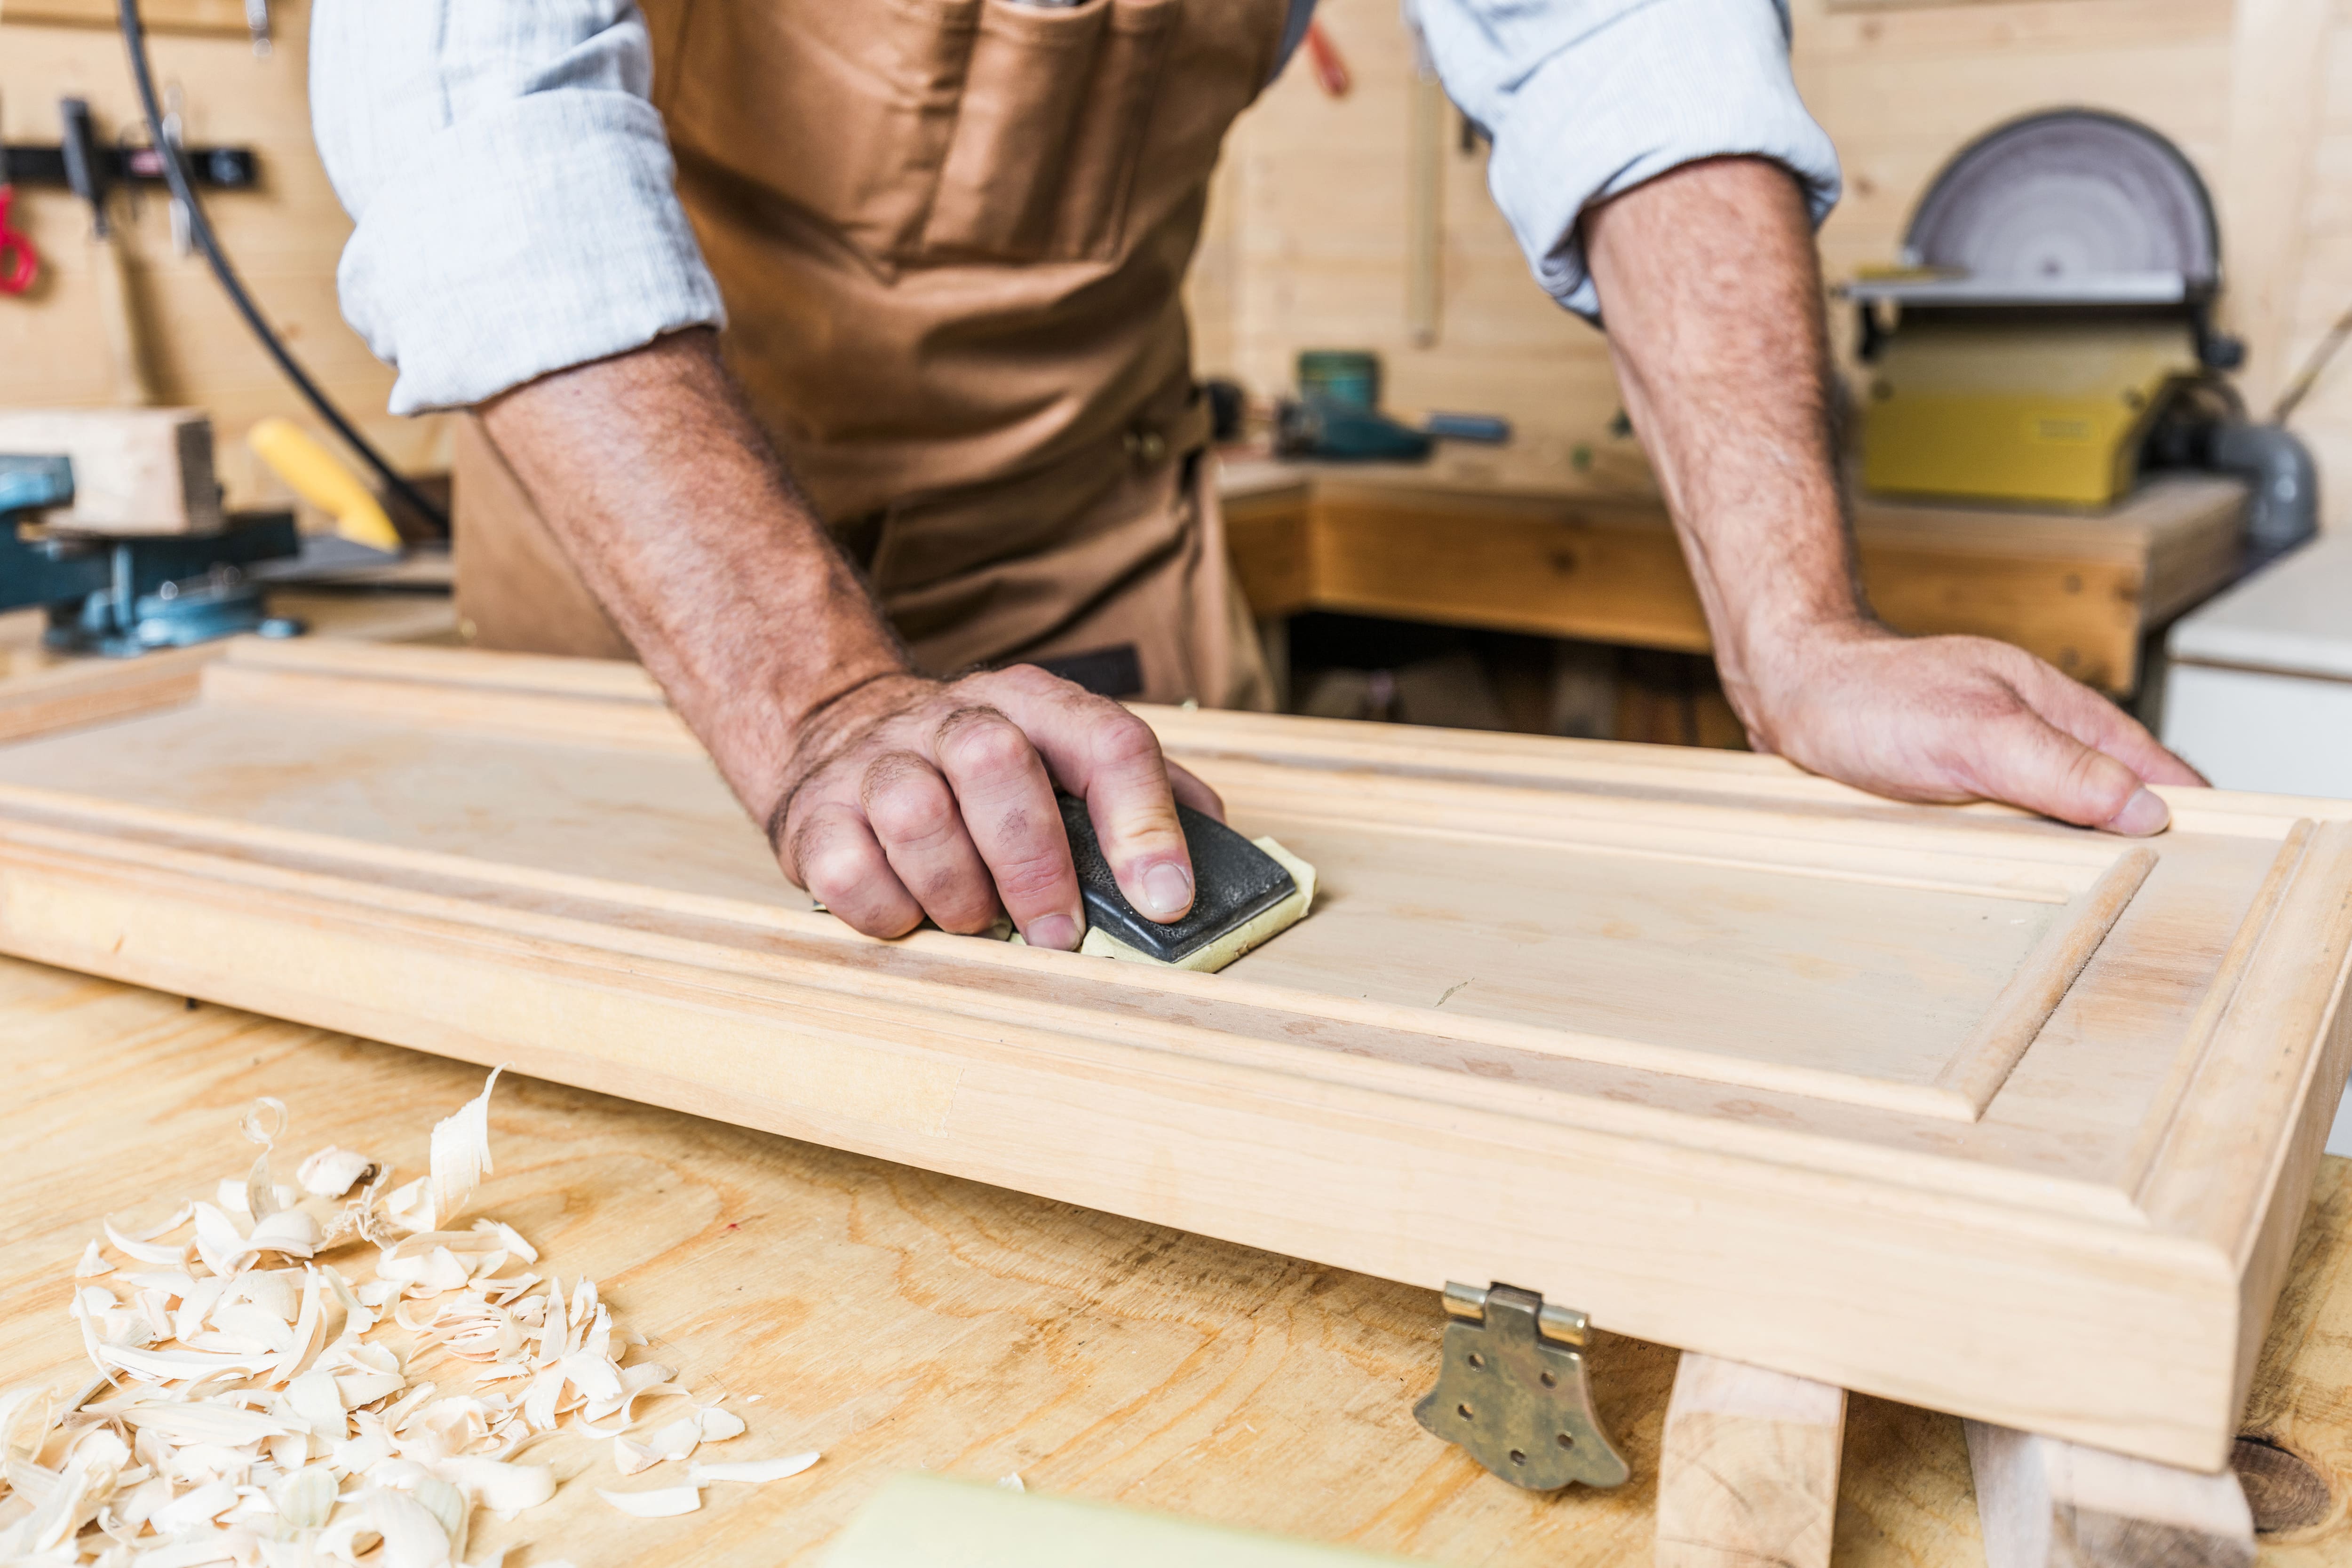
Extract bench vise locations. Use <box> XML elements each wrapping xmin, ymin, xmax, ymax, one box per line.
<box><xmin>0</xmin><ymin>453</ymin><xmax>302</xmax><ymax>657</ymax></box>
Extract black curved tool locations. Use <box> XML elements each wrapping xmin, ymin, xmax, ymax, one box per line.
<box><xmin>1056</xmin><ymin>793</ymin><xmax>1295</xmax><ymax>964</ymax></box>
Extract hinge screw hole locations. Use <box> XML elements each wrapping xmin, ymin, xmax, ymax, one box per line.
<box><xmin>1557</xmin><ymin>1432</ymin><xmax>1575</xmax><ymax>1449</ymax></box>
<box><xmin>1508</xmin><ymin>1449</ymin><xmax>1526</xmax><ymax>1465</ymax></box>
<box><xmin>1539</xmin><ymin>1371</ymin><xmax>1557</xmax><ymax>1388</ymax></box>
<box><xmin>1456</xmin><ymin>1403</ymin><xmax>1473</xmax><ymax>1420</ymax></box>
<box><xmin>1467</xmin><ymin>1353</ymin><xmax>1484</xmax><ymax>1369</ymax></box>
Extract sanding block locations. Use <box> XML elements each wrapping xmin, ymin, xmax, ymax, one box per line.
<box><xmin>814</xmin><ymin>794</ymin><xmax>1317</xmax><ymax>972</ymax></box>
<box><xmin>1050</xmin><ymin>793</ymin><xmax>1315</xmax><ymax>972</ymax></box>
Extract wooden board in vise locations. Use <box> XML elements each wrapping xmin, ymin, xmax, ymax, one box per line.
<box><xmin>0</xmin><ymin>639</ymin><xmax>2344</xmax><ymax>1471</ymax></box>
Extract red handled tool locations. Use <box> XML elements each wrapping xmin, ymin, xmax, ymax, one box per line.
<box><xmin>1304</xmin><ymin>20</ymin><xmax>1351</xmax><ymax>98</ymax></box>
<box><xmin>0</xmin><ymin>166</ymin><xmax>37</xmax><ymax>295</ymax></box>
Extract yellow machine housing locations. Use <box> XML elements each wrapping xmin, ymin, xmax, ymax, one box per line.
<box><xmin>1847</xmin><ymin>109</ymin><xmax>2236</xmax><ymax>512</ymax></box>
<box><xmin>1860</xmin><ymin>317</ymin><xmax>2204</xmax><ymax>509</ymax></box>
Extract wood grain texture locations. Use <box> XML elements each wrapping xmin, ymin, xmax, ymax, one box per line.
<box><xmin>2221</xmin><ymin>0</ymin><xmax>2334</xmax><ymax>417</ymax></box>
<box><xmin>0</xmin><ymin>590</ymin><xmax>455</xmax><ymax>741</ymax></box>
<box><xmin>9</xmin><ymin>959</ymin><xmax>2352</xmax><ymax>1564</ymax></box>
<box><xmin>0</xmin><ymin>641</ymin><xmax>2345</xmax><ymax>1468</ymax></box>
<box><xmin>1656</xmin><ymin>1355</ymin><xmax>1846</xmax><ymax>1568</ymax></box>
<box><xmin>2239</xmin><ymin>1147</ymin><xmax>2352</xmax><ymax>1557</ymax></box>
<box><xmin>1966</xmin><ymin>1421</ymin><xmax>2254</xmax><ymax>1568</ymax></box>
<box><xmin>1216</xmin><ymin>466</ymin><xmax>2247</xmax><ymax>694</ymax></box>
<box><xmin>0</xmin><ymin>956</ymin><xmax>1691</xmax><ymax>1567</ymax></box>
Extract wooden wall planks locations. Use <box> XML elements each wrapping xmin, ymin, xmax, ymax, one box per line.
<box><xmin>0</xmin><ymin>0</ymin><xmax>450</xmax><ymax>506</ymax></box>
<box><xmin>1189</xmin><ymin>0</ymin><xmax>1643</xmax><ymax>499</ymax></box>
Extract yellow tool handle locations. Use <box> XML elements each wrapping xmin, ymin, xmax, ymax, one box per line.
<box><xmin>246</xmin><ymin>417</ymin><xmax>403</xmax><ymax>552</ymax></box>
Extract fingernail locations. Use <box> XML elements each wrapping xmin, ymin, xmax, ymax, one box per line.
<box><xmin>2108</xmin><ymin>785</ymin><xmax>2170</xmax><ymax>836</ymax></box>
<box><xmin>1028</xmin><ymin>913</ymin><xmax>1081</xmax><ymax>951</ymax></box>
<box><xmin>1141</xmin><ymin>861</ymin><xmax>1193</xmax><ymax>918</ymax></box>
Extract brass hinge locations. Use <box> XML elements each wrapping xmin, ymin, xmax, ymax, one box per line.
<box><xmin>1412</xmin><ymin>1281</ymin><xmax>1629</xmax><ymax>1490</ymax></box>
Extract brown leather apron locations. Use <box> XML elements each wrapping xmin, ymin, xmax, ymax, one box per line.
<box><xmin>458</xmin><ymin>0</ymin><xmax>1283</xmax><ymax>711</ymax></box>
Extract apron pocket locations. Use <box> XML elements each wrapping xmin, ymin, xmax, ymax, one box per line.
<box><xmin>657</xmin><ymin>0</ymin><xmax>982</xmax><ymax>273</ymax></box>
<box><xmin>923</xmin><ymin>0</ymin><xmax>1112</xmax><ymax>260</ymax></box>
<box><xmin>1052</xmin><ymin>0</ymin><xmax>1180</xmax><ymax>261</ymax></box>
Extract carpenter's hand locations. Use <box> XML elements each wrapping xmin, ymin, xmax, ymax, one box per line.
<box><xmin>769</xmin><ymin>666</ymin><xmax>1223</xmax><ymax>946</ymax></box>
<box><xmin>1735</xmin><ymin>623</ymin><xmax>2207</xmax><ymax>832</ymax></box>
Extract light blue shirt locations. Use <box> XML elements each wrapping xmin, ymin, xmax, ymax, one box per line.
<box><xmin>311</xmin><ymin>0</ymin><xmax>1839</xmax><ymax>416</ymax></box>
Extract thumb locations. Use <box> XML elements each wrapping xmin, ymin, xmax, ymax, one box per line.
<box><xmin>990</xmin><ymin>675</ymin><xmax>1196</xmax><ymax>922</ymax></box>
<box><xmin>1971</xmin><ymin>709</ymin><xmax>2171</xmax><ymax>835</ymax></box>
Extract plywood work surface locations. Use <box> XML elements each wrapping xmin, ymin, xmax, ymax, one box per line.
<box><xmin>7</xmin><ymin>958</ymin><xmax>2352</xmax><ymax>1566</ymax></box>
<box><xmin>0</xmin><ymin>640</ymin><xmax>2345</xmax><ymax>1471</ymax></box>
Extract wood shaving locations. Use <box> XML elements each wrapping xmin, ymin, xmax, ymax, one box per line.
<box><xmin>385</xmin><ymin>1068</ymin><xmax>502</xmax><ymax>1235</ymax></box>
<box><xmin>298</xmin><ymin>1147</ymin><xmax>379</xmax><ymax>1201</ymax></box>
<box><xmin>686</xmin><ymin>1453</ymin><xmax>819</xmax><ymax>1485</ymax></box>
<box><xmin>2</xmin><ymin>1068</ymin><xmax>802</xmax><ymax>1564</ymax></box>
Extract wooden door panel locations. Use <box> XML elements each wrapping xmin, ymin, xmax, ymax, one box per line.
<box><xmin>0</xmin><ymin>638</ymin><xmax>2344</xmax><ymax>1470</ymax></box>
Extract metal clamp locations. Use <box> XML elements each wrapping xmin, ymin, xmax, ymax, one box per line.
<box><xmin>1412</xmin><ymin>1281</ymin><xmax>1629</xmax><ymax>1491</ymax></box>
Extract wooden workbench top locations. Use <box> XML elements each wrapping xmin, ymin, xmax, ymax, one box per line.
<box><xmin>1216</xmin><ymin>459</ymin><xmax>2249</xmax><ymax>693</ymax></box>
<box><xmin>1216</xmin><ymin>455</ymin><xmax>2244</xmax><ymax>563</ymax></box>
<box><xmin>5</xmin><ymin>954</ymin><xmax>2348</xmax><ymax>1565</ymax></box>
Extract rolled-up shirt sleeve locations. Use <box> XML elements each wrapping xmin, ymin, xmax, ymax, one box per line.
<box><xmin>310</xmin><ymin>1</ymin><xmax>724</xmax><ymax>414</ymax></box>
<box><xmin>1415</xmin><ymin>0</ymin><xmax>1841</xmax><ymax>321</ymax></box>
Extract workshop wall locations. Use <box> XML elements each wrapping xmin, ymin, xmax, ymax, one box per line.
<box><xmin>0</xmin><ymin>0</ymin><xmax>448</xmax><ymax>509</ymax></box>
<box><xmin>1191</xmin><ymin>0</ymin><xmax>2352</xmax><ymax>533</ymax></box>
<box><xmin>1188</xmin><ymin>1</ymin><xmax>1652</xmax><ymax>499</ymax></box>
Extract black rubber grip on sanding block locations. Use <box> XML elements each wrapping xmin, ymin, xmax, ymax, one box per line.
<box><xmin>1056</xmin><ymin>793</ymin><xmax>1296</xmax><ymax>964</ymax></box>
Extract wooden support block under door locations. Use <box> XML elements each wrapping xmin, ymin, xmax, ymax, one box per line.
<box><xmin>1964</xmin><ymin>1421</ymin><xmax>2255</xmax><ymax>1568</ymax></box>
<box><xmin>1655</xmin><ymin>1353</ymin><xmax>1846</xmax><ymax>1568</ymax></box>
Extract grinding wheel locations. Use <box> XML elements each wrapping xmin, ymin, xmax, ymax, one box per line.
<box><xmin>1903</xmin><ymin>109</ymin><xmax>2219</xmax><ymax>291</ymax></box>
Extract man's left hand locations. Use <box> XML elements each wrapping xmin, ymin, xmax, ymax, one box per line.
<box><xmin>1731</xmin><ymin>619</ymin><xmax>2206</xmax><ymax>834</ymax></box>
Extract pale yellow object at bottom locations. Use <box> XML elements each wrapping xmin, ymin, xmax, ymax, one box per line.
<box><xmin>823</xmin><ymin>1473</ymin><xmax>1416</xmax><ymax>1568</ymax></box>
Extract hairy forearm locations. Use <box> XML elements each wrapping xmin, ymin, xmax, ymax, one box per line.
<box><xmin>479</xmin><ymin>329</ymin><xmax>910</xmax><ymax>821</ymax></box>
<box><xmin>1581</xmin><ymin>158</ymin><xmax>1865</xmax><ymax>713</ymax></box>
<box><xmin>1576</xmin><ymin>158</ymin><xmax>2203</xmax><ymax>827</ymax></box>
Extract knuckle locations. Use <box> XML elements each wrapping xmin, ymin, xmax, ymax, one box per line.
<box><xmin>935</xmin><ymin>706</ymin><xmax>1031</xmax><ymax>774</ymax></box>
<box><xmin>787</xmin><ymin>816</ymin><xmax>867</xmax><ymax>898</ymax></box>
<box><xmin>868</xmin><ymin>789</ymin><xmax>953</xmax><ymax>847</ymax></box>
<box><xmin>860</xmin><ymin>755</ymin><xmax>954</xmax><ymax>840</ymax></box>
<box><xmin>996</xmin><ymin>663</ymin><xmax>1066</xmax><ymax>695</ymax></box>
<box><xmin>798</xmin><ymin>847</ymin><xmax>866</xmax><ymax>906</ymax></box>
<box><xmin>1086</xmin><ymin>710</ymin><xmax>1163</xmax><ymax>775</ymax></box>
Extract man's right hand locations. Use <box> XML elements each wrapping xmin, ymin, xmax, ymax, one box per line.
<box><xmin>478</xmin><ymin>335</ymin><xmax>1217</xmax><ymax>950</ymax></box>
<box><xmin>770</xmin><ymin>664</ymin><xmax>1224</xmax><ymax>948</ymax></box>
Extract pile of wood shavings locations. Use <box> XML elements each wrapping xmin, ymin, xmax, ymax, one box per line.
<box><xmin>0</xmin><ymin>1069</ymin><xmax>818</xmax><ymax>1566</ymax></box>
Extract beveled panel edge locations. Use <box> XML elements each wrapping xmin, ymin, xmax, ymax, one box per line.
<box><xmin>188</xmin><ymin>654</ymin><xmax>2116</xmax><ymax>903</ymax></box>
<box><xmin>1935</xmin><ymin>847</ymin><xmax>2159</xmax><ymax>1117</ymax></box>
<box><xmin>2137</xmin><ymin>822</ymin><xmax>2352</xmax><ymax>1256</ymax></box>
<box><xmin>0</xmin><ymin>793</ymin><xmax>2169</xmax><ymax>1224</ymax></box>
<box><xmin>0</xmin><ymin>779</ymin><xmax>2010</xmax><ymax>1125</ymax></box>
<box><xmin>2120</xmin><ymin>822</ymin><xmax>2320</xmax><ymax>1198</ymax></box>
